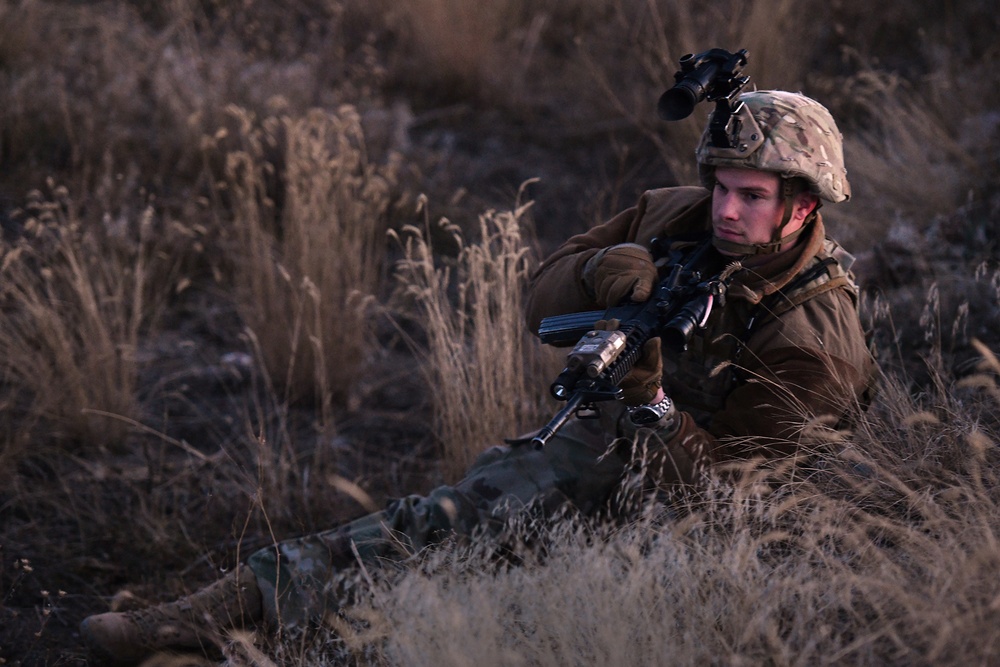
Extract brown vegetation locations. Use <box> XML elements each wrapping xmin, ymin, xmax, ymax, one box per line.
<box><xmin>1</xmin><ymin>0</ymin><xmax>999</xmax><ymax>664</ymax></box>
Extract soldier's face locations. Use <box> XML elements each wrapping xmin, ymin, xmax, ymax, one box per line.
<box><xmin>710</xmin><ymin>168</ymin><xmax>816</xmax><ymax>254</ymax></box>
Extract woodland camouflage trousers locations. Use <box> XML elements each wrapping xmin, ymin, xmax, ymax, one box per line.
<box><xmin>246</xmin><ymin>407</ymin><xmax>637</xmax><ymax>627</ymax></box>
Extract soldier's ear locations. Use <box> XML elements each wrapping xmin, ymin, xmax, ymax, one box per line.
<box><xmin>793</xmin><ymin>192</ymin><xmax>820</xmax><ymax>222</ymax></box>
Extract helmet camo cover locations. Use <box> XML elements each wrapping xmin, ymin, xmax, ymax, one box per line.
<box><xmin>696</xmin><ymin>90</ymin><xmax>851</xmax><ymax>203</ymax></box>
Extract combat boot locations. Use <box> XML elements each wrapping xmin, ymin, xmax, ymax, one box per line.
<box><xmin>80</xmin><ymin>563</ymin><xmax>263</xmax><ymax>665</ymax></box>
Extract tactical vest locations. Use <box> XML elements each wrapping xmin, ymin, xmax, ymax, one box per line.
<box><xmin>659</xmin><ymin>235</ymin><xmax>860</xmax><ymax>427</ymax></box>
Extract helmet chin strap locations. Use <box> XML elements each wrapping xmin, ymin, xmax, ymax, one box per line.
<box><xmin>712</xmin><ymin>180</ymin><xmax>819</xmax><ymax>256</ymax></box>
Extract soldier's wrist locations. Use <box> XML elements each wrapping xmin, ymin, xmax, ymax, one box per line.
<box><xmin>628</xmin><ymin>394</ymin><xmax>679</xmax><ymax>439</ymax></box>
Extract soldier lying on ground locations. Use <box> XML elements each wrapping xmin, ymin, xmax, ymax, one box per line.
<box><xmin>80</xmin><ymin>89</ymin><xmax>876</xmax><ymax>664</ymax></box>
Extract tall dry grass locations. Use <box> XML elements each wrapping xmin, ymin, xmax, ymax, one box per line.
<box><xmin>223</xmin><ymin>105</ymin><xmax>402</xmax><ymax>411</ymax></box>
<box><xmin>0</xmin><ymin>187</ymin><xmax>178</xmax><ymax>466</ymax></box>
<box><xmin>391</xmin><ymin>188</ymin><xmax>550</xmax><ymax>478</ymax></box>
<box><xmin>0</xmin><ymin>0</ymin><xmax>368</xmax><ymax>214</ymax></box>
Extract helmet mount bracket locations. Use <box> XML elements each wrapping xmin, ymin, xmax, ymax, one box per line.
<box><xmin>709</xmin><ymin>98</ymin><xmax>745</xmax><ymax>150</ymax></box>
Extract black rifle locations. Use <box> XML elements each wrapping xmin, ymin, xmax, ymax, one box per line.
<box><xmin>531</xmin><ymin>240</ymin><xmax>735</xmax><ymax>448</ymax></box>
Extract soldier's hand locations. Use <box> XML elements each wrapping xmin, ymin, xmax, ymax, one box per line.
<box><xmin>583</xmin><ymin>243</ymin><xmax>658</xmax><ymax>307</ymax></box>
<box><xmin>593</xmin><ymin>319</ymin><xmax>663</xmax><ymax>406</ymax></box>
<box><xmin>619</xmin><ymin>336</ymin><xmax>663</xmax><ymax>406</ymax></box>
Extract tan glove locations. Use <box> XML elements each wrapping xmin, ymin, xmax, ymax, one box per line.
<box><xmin>582</xmin><ymin>244</ymin><xmax>658</xmax><ymax>307</ymax></box>
<box><xmin>593</xmin><ymin>319</ymin><xmax>663</xmax><ymax>406</ymax></box>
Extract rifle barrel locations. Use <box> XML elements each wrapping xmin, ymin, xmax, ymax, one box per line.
<box><xmin>530</xmin><ymin>392</ymin><xmax>584</xmax><ymax>448</ymax></box>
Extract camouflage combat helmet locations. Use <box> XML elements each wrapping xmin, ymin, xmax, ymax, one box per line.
<box><xmin>696</xmin><ymin>90</ymin><xmax>850</xmax><ymax>203</ymax></box>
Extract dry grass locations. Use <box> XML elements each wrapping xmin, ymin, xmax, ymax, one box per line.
<box><xmin>222</xmin><ymin>104</ymin><xmax>402</xmax><ymax>409</ymax></box>
<box><xmin>0</xmin><ymin>0</ymin><xmax>368</xmax><ymax>213</ymax></box>
<box><xmin>1</xmin><ymin>0</ymin><xmax>1000</xmax><ymax>664</ymax></box>
<box><xmin>391</xmin><ymin>187</ymin><xmax>550</xmax><ymax>478</ymax></box>
<box><xmin>0</xmin><ymin>187</ymin><xmax>178</xmax><ymax>463</ymax></box>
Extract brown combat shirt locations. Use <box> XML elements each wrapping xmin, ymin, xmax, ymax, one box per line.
<box><xmin>525</xmin><ymin>186</ymin><xmax>875</xmax><ymax>478</ymax></box>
